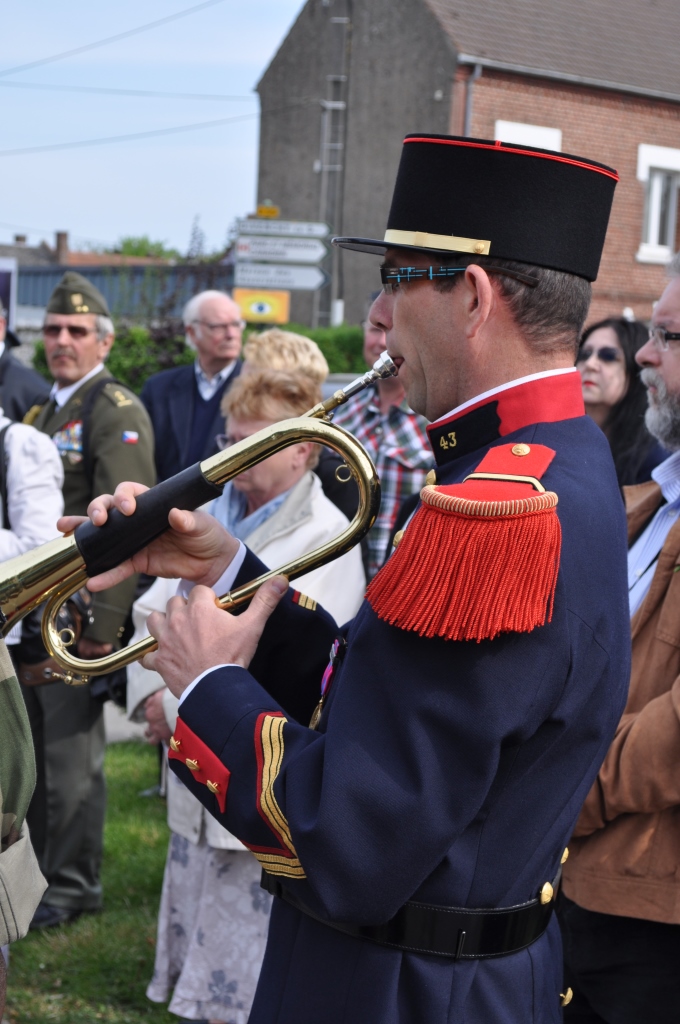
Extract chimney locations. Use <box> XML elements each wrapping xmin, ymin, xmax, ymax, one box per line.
<box><xmin>13</xmin><ymin>234</ymin><xmax>27</xmax><ymax>245</ymax></box>
<box><xmin>55</xmin><ymin>231</ymin><xmax>69</xmax><ymax>264</ymax></box>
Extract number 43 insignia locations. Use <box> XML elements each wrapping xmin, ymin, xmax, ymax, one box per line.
<box><xmin>439</xmin><ymin>431</ymin><xmax>457</xmax><ymax>450</ymax></box>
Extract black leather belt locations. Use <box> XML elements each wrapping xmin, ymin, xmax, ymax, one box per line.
<box><xmin>261</xmin><ymin>870</ymin><xmax>559</xmax><ymax>959</ymax></box>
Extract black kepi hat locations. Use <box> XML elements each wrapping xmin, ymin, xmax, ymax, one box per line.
<box><xmin>46</xmin><ymin>271</ymin><xmax>111</xmax><ymax>317</ymax></box>
<box><xmin>333</xmin><ymin>134</ymin><xmax>619</xmax><ymax>281</ymax></box>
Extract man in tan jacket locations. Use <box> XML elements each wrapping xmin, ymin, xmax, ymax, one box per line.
<box><xmin>560</xmin><ymin>254</ymin><xmax>680</xmax><ymax>1023</ymax></box>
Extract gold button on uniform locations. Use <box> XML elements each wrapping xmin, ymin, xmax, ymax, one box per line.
<box><xmin>393</xmin><ymin>530</ymin><xmax>405</xmax><ymax>548</ymax></box>
<box><xmin>473</xmin><ymin>241</ymin><xmax>486</xmax><ymax>253</ymax></box>
<box><xmin>511</xmin><ymin>443</ymin><xmax>531</xmax><ymax>457</ymax></box>
<box><xmin>169</xmin><ymin>736</ymin><xmax>181</xmax><ymax>752</ymax></box>
<box><xmin>539</xmin><ymin>881</ymin><xmax>554</xmax><ymax>904</ymax></box>
<box><xmin>425</xmin><ymin>469</ymin><xmax>437</xmax><ymax>486</ymax></box>
<box><xmin>560</xmin><ymin>988</ymin><xmax>573</xmax><ymax>1007</ymax></box>
<box><xmin>206</xmin><ymin>780</ymin><xmax>220</xmax><ymax>796</ymax></box>
<box><xmin>561</xmin><ymin>847</ymin><xmax>569</xmax><ymax>864</ymax></box>
<box><xmin>185</xmin><ymin>758</ymin><xmax>199</xmax><ymax>772</ymax></box>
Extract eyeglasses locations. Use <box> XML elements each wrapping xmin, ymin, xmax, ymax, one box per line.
<box><xmin>379</xmin><ymin>265</ymin><xmax>539</xmax><ymax>295</ymax></box>
<box><xmin>215</xmin><ymin>434</ymin><xmax>232</xmax><ymax>451</ymax></box>
<box><xmin>192</xmin><ymin>319</ymin><xmax>245</xmax><ymax>334</ymax></box>
<box><xmin>576</xmin><ymin>345</ymin><xmax>622</xmax><ymax>364</ymax></box>
<box><xmin>648</xmin><ymin>325</ymin><xmax>680</xmax><ymax>351</ymax></box>
<box><xmin>43</xmin><ymin>324</ymin><xmax>94</xmax><ymax>339</ymax></box>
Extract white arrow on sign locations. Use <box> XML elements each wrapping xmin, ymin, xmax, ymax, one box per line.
<box><xmin>235</xmin><ymin>262</ymin><xmax>328</xmax><ymax>291</ymax></box>
<box><xmin>235</xmin><ymin>218</ymin><xmax>329</xmax><ymax>238</ymax></box>
<box><xmin>236</xmin><ymin>235</ymin><xmax>327</xmax><ymax>265</ymax></box>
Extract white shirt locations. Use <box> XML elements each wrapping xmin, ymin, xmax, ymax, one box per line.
<box><xmin>627</xmin><ymin>450</ymin><xmax>680</xmax><ymax>618</ymax></box>
<box><xmin>194</xmin><ymin>359</ymin><xmax>237</xmax><ymax>402</ymax></box>
<box><xmin>0</xmin><ymin>411</ymin><xmax>64</xmax><ymax>642</ymax></box>
<box><xmin>50</xmin><ymin>362</ymin><xmax>105</xmax><ymax>408</ymax></box>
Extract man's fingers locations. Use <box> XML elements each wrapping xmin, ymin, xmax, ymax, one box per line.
<box><xmin>241</xmin><ymin>576</ymin><xmax>288</xmax><ymax>636</ymax></box>
<box><xmin>86</xmin><ymin>559</ymin><xmax>136</xmax><ymax>592</ymax></box>
<box><xmin>147</xmin><ymin>610</ymin><xmax>167</xmax><ymax>641</ymax></box>
<box><xmin>58</xmin><ymin>514</ymin><xmax>88</xmax><ymax>534</ymax></box>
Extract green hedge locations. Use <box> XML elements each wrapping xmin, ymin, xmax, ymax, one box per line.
<box><xmin>33</xmin><ymin>323</ymin><xmax>365</xmax><ymax>394</ymax></box>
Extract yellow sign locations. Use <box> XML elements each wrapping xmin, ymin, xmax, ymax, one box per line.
<box><xmin>256</xmin><ymin>203</ymin><xmax>280</xmax><ymax>219</ymax></box>
<box><xmin>234</xmin><ymin>288</ymin><xmax>290</xmax><ymax>324</ymax></box>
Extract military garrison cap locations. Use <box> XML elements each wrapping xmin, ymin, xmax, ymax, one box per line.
<box><xmin>46</xmin><ymin>271</ymin><xmax>111</xmax><ymax>317</ymax></box>
<box><xmin>333</xmin><ymin>134</ymin><xmax>619</xmax><ymax>281</ymax></box>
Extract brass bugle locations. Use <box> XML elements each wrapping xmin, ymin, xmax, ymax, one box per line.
<box><xmin>0</xmin><ymin>353</ymin><xmax>397</xmax><ymax>685</ymax></box>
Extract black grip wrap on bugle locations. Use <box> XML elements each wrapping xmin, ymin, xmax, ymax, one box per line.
<box><xmin>74</xmin><ymin>463</ymin><xmax>223</xmax><ymax>578</ymax></box>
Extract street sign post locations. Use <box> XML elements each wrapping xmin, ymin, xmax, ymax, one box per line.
<box><xmin>236</xmin><ymin>235</ymin><xmax>327</xmax><ymax>265</ymax></box>
<box><xmin>235</xmin><ymin>219</ymin><xmax>329</xmax><ymax>239</ymax></box>
<box><xmin>234</xmin><ymin>263</ymin><xmax>329</xmax><ymax>291</ymax></box>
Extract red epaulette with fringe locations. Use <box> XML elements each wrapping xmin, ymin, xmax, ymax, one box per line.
<box><xmin>366</xmin><ymin>442</ymin><xmax>561</xmax><ymax>643</ymax></box>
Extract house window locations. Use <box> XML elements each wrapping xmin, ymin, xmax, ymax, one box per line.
<box><xmin>637</xmin><ymin>144</ymin><xmax>680</xmax><ymax>263</ymax></box>
<box><xmin>494</xmin><ymin>121</ymin><xmax>562</xmax><ymax>152</ymax></box>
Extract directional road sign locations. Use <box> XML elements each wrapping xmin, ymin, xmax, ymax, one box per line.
<box><xmin>236</xmin><ymin>235</ymin><xmax>327</xmax><ymax>265</ymax></box>
<box><xmin>235</xmin><ymin>262</ymin><xmax>329</xmax><ymax>291</ymax></box>
<box><xmin>235</xmin><ymin>218</ymin><xmax>329</xmax><ymax>239</ymax></box>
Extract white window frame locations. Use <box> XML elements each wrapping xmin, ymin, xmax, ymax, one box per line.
<box><xmin>494</xmin><ymin>121</ymin><xmax>562</xmax><ymax>152</ymax></box>
<box><xmin>636</xmin><ymin>144</ymin><xmax>680</xmax><ymax>264</ymax></box>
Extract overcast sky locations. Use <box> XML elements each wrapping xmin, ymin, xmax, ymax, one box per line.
<box><xmin>0</xmin><ymin>0</ymin><xmax>304</xmax><ymax>253</ymax></box>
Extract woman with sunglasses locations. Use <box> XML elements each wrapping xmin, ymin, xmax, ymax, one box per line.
<box><xmin>577</xmin><ymin>317</ymin><xmax>667</xmax><ymax>486</ymax></box>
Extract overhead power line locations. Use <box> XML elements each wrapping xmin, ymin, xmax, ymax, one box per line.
<box><xmin>0</xmin><ymin>0</ymin><xmax>228</xmax><ymax>79</ymax></box>
<box><xmin>0</xmin><ymin>80</ymin><xmax>256</xmax><ymax>102</ymax></box>
<box><xmin>0</xmin><ymin>101</ymin><xmax>312</xmax><ymax>158</ymax></box>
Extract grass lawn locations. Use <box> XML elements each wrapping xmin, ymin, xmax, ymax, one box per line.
<box><xmin>5</xmin><ymin>742</ymin><xmax>175</xmax><ymax>1023</ymax></box>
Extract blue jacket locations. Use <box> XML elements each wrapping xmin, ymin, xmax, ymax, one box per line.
<box><xmin>170</xmin><ymin>375</ymin><xmax>631</xmax><ymax>1024</ymax></box>
<box><xmin>140</xmin><ymin>361</ymin><xmax>242</xmax><ymax>481</ymax></box>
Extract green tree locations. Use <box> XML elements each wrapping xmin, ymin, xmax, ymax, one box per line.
<box><xmin>107</xmin><ymin>236</ymin><xmax>181</xmax><ymax>260</ymax></box>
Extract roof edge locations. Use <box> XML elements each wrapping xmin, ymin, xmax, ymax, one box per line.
<box><xmin>457</xmin><ymin>53</ymin><xmax>680</xmax><ymax>106</ymax></box>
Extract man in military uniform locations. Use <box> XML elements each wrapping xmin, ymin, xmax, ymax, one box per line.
<box><xmin>73</xmin><ymin>138</ymin><xmax>631</xmax><ymax>1021</ymax></box>
<box><xmin>23</xmin><ymin>271</ymin><xmax>155</xmax><ymax>929</ymax></box>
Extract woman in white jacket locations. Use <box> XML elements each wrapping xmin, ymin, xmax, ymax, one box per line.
<box><xmin>132</xmin><ymin>370</ymin><xmax>365</xmax><ymax>1024</ymax></box>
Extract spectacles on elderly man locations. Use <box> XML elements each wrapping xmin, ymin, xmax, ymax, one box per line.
<box><xmin>648</xmin><ymin>325</ymin><xmax>680</xmax><ymax>351</ymax></box>
<box><xmin>192</xmin><ymin>319</ymin><xmax>245</xmax><ymax>334</ymax></box>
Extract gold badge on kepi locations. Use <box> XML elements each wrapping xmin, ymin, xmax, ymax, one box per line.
<box><xmin>71</xmin><ymin>293</ymin><xmax>83</xmax><ymax>307</ymax></box>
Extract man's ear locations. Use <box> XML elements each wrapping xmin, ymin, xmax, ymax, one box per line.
<box><xmin>461</xmin><ymin>265</ymin><xmax>495</xmax><ymax>341</ymax></box>
<box><xmin>100</xmin><ymin>333</ymin><xmax>115</xmax><ymax>360</ymax></box>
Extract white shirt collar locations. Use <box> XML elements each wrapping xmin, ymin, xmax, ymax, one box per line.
<box><xmin>430</xmin><ymin>367</ymin><xmax>579</xmax><ymax>428</ymax></box>
<box><xmin>50</xmin><ymin>362</ymin><xmax>105</xmax><ymax>409</ymax></box>
<box><xmin>194</xmin><ymin>359</ymin><xmax>237</xmax><ymax>385</ymax></box>
<box><xmin>651</xmin><ymin>449</ymin><xmax>680</xmax><ymax>505</ymax></box>
<box><xmin>0</xmin><ymin>341</ymin><xmax>5</xmax><ymax>360</ymax></box>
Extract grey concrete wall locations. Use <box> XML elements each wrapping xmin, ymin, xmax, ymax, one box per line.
<box><xmin>256</xmin><ymin>0</ymin><xmax>457</xmax><ymax>326</ymax></box>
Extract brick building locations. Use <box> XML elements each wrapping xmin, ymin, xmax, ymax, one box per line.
<box><xmin>256</xmin><ymin>0</ymin><xmax>680</xmax><ymax>326</ymax></box>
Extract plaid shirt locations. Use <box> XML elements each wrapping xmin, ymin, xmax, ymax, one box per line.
<box><xmin>334</xmin><ymin>387</ymin><xmax>434</xmax><ymax>578</ymax></box>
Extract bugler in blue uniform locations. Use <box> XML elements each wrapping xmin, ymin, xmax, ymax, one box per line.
<box><xmin>97</xmin><ymin>134</ymin><xmax>632</xmax><ymax>1022</ymax></box>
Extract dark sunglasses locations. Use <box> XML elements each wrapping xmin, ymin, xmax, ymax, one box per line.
<box><xmin>576</xmin><ymin>345</ymin><xmax>622</xmax><ymax>364</ymax></box>
<box><xmin>43</xmin><ymin>324</ymin><xmax>94</xmax><ymax>339</ymax></box>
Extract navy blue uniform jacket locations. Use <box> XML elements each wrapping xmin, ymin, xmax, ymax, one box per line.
<box><xmin>170</xmin><ymin>373</ymin><xmax>631</xmax><ymax>1024</ymax></box>
<box><xmin>140</xmin><ymin>361</ymin><xmax>242</xmax><ymax>481</ymax></box>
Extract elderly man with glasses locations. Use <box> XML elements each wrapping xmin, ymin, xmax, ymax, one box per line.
<box><xmin>141</xmin><ymin>289</ymin><xmax>244</xmax><ymax>482</ymax></box>
<box><xmin>559</xmin><ymin>253</ymin><xmax>680</xmax><ymax>1024</ymax></box>
<box><xmin>23</xmin><ymin>271</ymin><xmax>155</xmax><ymax>930</ymax></box>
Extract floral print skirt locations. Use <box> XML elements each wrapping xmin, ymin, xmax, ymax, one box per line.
<box><xmin>147</xmin><ymin>833</ymin><xmax>272</xmax><ymax>1023</ymax></box>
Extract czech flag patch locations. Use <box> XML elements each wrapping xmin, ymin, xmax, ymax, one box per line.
<box><xmin>121</xmin><ymin>431</ymin><xmax>139</xmax><ymax>444</ymax></box>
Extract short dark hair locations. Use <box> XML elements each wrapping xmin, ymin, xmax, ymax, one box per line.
<box><xmin>431</xmin><ymin>255</ymin><xmax>592</xmax><ymax>356</ymax></box>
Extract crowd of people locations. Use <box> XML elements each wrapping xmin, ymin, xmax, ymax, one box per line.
<box><xmin>1</xmin><ymin>130</ymin><xmax>680</xmax><ymax>1024</ymax></box>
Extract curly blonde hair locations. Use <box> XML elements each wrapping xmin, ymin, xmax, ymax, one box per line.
<box><xmin>243</xmin><ymin>329</ymin><xmax>329</xmax><ymax>383</ymax></box>
<box><xmin>222</xmin><ymin>369</ymin><xmax>322</xmax><ymax>468</ymax></box>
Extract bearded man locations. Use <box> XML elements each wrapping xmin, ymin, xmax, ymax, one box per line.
<box><xmin>559</xmin><ymin>252</ymin><xmax>680</xmax><ymax>1024</ymax></box>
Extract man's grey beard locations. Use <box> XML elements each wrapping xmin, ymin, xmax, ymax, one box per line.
<box><xmin>641</xmin><ymin>368</ymin><xmax>680</xmax><ymax>451</ymax></box>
